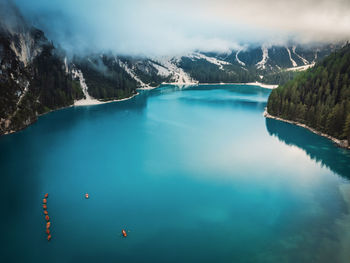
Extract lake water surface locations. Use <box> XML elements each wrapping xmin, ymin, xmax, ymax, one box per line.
<box><xmin>1</xmin><ymin>84</ymin><xmax>350</xmax><ymax>263</ymax></box>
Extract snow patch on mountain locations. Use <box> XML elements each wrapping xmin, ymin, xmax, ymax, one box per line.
<box><xmin>313</xmin><ymin>50</ymin><xmax>319</xmax><ymax>63</ymax></box>
<box><xmin>286</xmin><ymin>47</ymin><xmax>297</xmax><ymax>67</ymax></box>
<box><xmin>236</xmin><ymin>49</ymin><xmax>246</xmax><ymax>66</ymax></box>
<box><xmin>256</xmin><ymin>46</ymin><xmax>269</xmax><ymax>69</ymax></box>
<box><xmin>149</xmin><ymin>61</ymin><xmax>172</xmax><ymax>77</ymax></box>
<box><xmin>64</xmin><ymin>57</ymin><xmax>69</xmax><ymax>74</ymax></box>
<box><xmin>188</xmin><ymin>52</ymin><xmax>230</xmax><ymax>70</ymax></box>
<box><xmin>286</xmin><ymin>63</ymin><xmax>315</xmax><ymax>72</ymax></box>
<box><xmin>116</xmin><ymin>58</ymin><xmax>152</xmax><ymax>89</ymax></box>
<box><xmin>16</xmin><ymin>81</ymin><xmax>29</xmax><ymax>106</ymax></box>
<box><xmin>154</xmin><ymin>57</ymin><xmax>198</xmax><ymax>85</ymax></box>
<box><xmin>72</xmin><ymin>69</ymin><xmax>103</xmax><ymax>105</ymax></box>
<box><xmin>292</xmin><ymin>46</ymin><xmax>309</xmax><ymax>65</ymax></box>
<box><xmin>5</xmin><ymin>81</ymin><xmax>30</xmax><ymax>122</ymax></box>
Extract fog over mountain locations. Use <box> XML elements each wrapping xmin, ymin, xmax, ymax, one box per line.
<box><xmin>10</xmin><ymin>0</ymin><xmax>350</xmax><ymax>56</ymax></box>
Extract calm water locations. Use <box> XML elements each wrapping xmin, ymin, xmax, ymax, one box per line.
<box><xmin>1</xmin><ymin>84</ymin><xmax>350</xmax><ymax>263</ymax></box>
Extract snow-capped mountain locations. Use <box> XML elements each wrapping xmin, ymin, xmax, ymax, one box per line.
<box><xmin>84</xmin><ymin>44</ymin><xmax>337</xmax><ymax>89</ymax></box>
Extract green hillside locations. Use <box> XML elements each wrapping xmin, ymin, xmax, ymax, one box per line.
<box><xmin>267</xmin><ymin>43</ymin><xmax>350</xmax><ymax>144</ymax></box>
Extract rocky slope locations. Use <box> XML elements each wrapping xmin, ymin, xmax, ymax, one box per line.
<box><xmin>0</xmin><ymin>1</ymin><xmax>86</xmax><ymax>134</ymax></box>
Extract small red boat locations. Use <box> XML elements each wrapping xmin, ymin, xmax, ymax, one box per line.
<box><xmin>122</xmin><ymin>229</ymin><xmax>127</xmax><ymax>237</ymax></box>
<box><xmin>44</xmin><ymin>210</ymin><xmax>48</xmax><ymax>215</ymax></box>
<box><xmin>46</xmin><ymin>222</ymin><xmax>51</xmax><ymax>229</ymax></box>
<box><xmin>47</xmin><ymin>234</ymin><xmax>52</xmax><ymax>241</ymax></box>
<box><xmin>46</xmin><ymin>229</ymin><xmax>50</xmax><ymax>235</ymax></box>
<box><xmin>43</xmin><ymin>204</ymin><xmax>47</xmax><ymax>210</ymax></box>
<box><xmin>44</xmin><ymin>193</ymin><xmax>49</xmax><ymax>198</ymax></box>
<box><xmin>43</xmin><ymin>198</ymin><xmax>47</xmax><ymax>204</ymax></box>
<box><xmin>45</xmin><ymin>215</ymin><xmax>50</xmax><ymax>221</ymax></box>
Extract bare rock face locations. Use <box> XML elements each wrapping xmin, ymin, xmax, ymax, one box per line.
<box><xmin>0</xmin><ymin>1</ymin><xmax>84</xmax><ymax>135</ymax></box>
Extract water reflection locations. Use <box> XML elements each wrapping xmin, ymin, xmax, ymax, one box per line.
<box><xmin>266</xmin><ymin>118</ymin><xmax>350</xmax><ymax>179</ymax></box>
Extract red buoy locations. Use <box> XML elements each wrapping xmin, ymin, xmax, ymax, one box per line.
<box><xmin>46</xmin><ymin>229</ymin><xmax>50</xmax><ymax>235</ymax></box>
<box><xmin>44</xmin><ymin>210</ymin><xmax>48</xmax><ymax>215</ymax></box>
<box><xmin>85</xmin><ymin>193</ymin><xmax>89</xmax><ymax>199</ymax></box>
<box><xmin>44</xmin><ymin>193</ymin><xmax>49</xmax><ymax>198</ymax></box>
<box><xmin>43</xmin><ymin>204</ymin><xmax>47</xmax><ymax>210</ymax></box>
<box><xmin>46</xmin><ymin>222</ymin><xmax>51</xmax><ymax>229</ymax></box>
<box><xmin>43</xmin><ymin>198</ymin><xmax>47</xmax><ymax>204</ymax></box>
<box><xmin>122</xmin><ymin>229</ymin><xmax>127</xmax><ymax>237</ymax></box>
<box><xmin>45</xmin><ymin>215</ymin><xmax>50</xmax><ymax>221</ymax></box>
<box><xmin>47</xmin><ymin>234</ymin><xmax>51</xmax><ymax>241</ymax></box>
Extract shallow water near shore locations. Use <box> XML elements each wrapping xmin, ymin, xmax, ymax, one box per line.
<box><xmin>1</xmin><ymin>84</ymin><xmax>350</xmax><ymax>263</ymax></box>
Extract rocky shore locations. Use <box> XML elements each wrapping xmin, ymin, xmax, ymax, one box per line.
<box><xmin>264</xmin><ymin>108</ymin><xmax>350</xmax><ymax>150</ymax></box>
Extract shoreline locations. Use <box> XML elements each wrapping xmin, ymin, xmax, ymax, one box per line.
<box><xmin>190</xmin><ymin>81</ymin><xmax>278</xmax><ymax>89</ymax></box>
<box><xmin>137</xmin><ymin>82</ymin><xmax>199</xmax><ymax>90</ymax></box>
<box><xmin>40</xmin><ymin>81</ymin><xmax>278</xmax><ymax>108</ymax></box>
<box><xmin>73</xmin><ymin>92</ymin><xmax>139</xmax><ymax>106</ymax></box>
<box><xmin>264</xmin><ymin>108</ymin><xmax>350</xmax><ymax>149</ymax></box>
<box><xmin>2</xmin><ymin>82</ymin><xmax>277</xmax><ymax>136</ymax></box>
<box><xmin>2</xmin><ymin>92</ymin><xmax>139</xmax><ymax>136</ymax></box>
<box><xmin>138</xmin><ymin>81</ymin><xmax>278</xmax><ymax>91</ymax></box>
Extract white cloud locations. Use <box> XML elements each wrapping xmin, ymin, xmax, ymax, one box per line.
<box><xmin>13</xmin><ymin>0</ymin><xmax>350</xmax><ymax>56</ymax></box>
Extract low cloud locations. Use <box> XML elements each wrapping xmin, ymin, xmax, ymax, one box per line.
<box><xmin>12</xmin><ymin>0</ymin><xmax>350</xmax><ymax>56</ymax></box>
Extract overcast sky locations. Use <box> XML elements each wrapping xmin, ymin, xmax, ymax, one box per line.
<box><xmin>13</xmin><ymin>0</ymin><xmax>350</xmax><ymax>56</ymax></box>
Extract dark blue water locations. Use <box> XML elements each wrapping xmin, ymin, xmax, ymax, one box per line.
<box><xmin>1</xmin><ymin>84</ymin><xmax>350</xmax><ymax>263</ymax></box>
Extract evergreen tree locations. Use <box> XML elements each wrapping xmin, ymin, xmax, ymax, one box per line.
<box><xmin>267</xmin><ymin>44</ymin><xmax>350</xmax><ymax>144</ymax></box>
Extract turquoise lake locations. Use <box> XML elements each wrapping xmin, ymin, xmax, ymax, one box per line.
<box><xmin>1</xmin><ymin>84</ymin><xmax>350</xmax><ymax>263</ymax></box>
